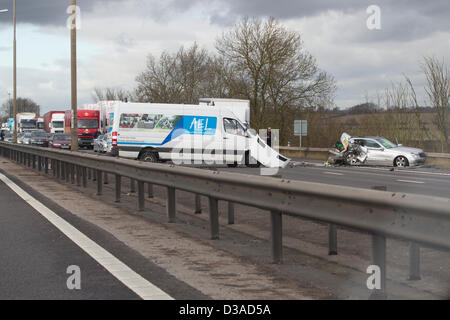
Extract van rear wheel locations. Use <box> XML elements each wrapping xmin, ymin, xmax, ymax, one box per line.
<box><xmin>140</xmin><ymin>150</ymin><xmax>158</xmax><ymax>163</ymax></box>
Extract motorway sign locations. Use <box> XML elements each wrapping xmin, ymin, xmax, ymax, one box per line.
<box><xmin>294</xmin><ymin>120</ymin><xmax>307</xmax><ymax>137</ymax></box>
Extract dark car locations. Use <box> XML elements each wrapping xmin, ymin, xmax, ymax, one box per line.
<box><xmin>50</xmin><ymin>134</ymin><xmax>71</xmax><ymax>149</ymax></box>
<box><xmin>30</xmin><ymin>130</ymin><xmax>49</xmax><ymax>147</ymax></box>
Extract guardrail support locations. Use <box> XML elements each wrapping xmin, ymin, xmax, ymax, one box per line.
<box><xmin>138</xmin><ymin>181</ymin><xmax>145</xmax><ymax>211</ymax></box>
<box><xmin>82</xmin><ymin>167</ymin><xmax>87</xmax><ymax>188</ymax></box>
<box><xmin>167</xmin><ymin>187</ymin><xmax>176</xmax><ymax>223</ymax></box>
<box><xmin>88</xmin><ymin>168</ymin><xmax>91</xmax><ymax>180</ymax></box>
<box><xmin>70</xmin><ymin>164</ymin><xmax>75</xmax><ymax>184</ymax></box>
<box><xmin>228</xmin><ymin>202</ymin><xmax>235</xmax><ymax>225</ymax></box>
<box><xmin>209</xmin><ymin>197</ymin><xmax>219</xmax><ymax>240</ymax></box>
<box><xmin>115</xmin><ymin>174</ymin><xmax>121</xmax><ymax>203</ymax></box>
<box><xmin>44</xmin><ymin>158</ymin><xmax>49</xmax><ymax>174</ymax></box>
<box><xmin>147</xmin><ymin>183</ymin><xmax>153</xmax><ymax>198</ymax></box>
<box><xmin>409</xmin><ymin>243</ymin><xmax>421</xmax><ymax>280</ymax></box>
<box><xmin>37</xmin><ymin>156</ymin><xmax>42</xmax><ymax>172</ymax></box>
<box><xmin>369</xmin><ymin>234</ymin><xmax>387</xmax><ymax>300</ymax></box>
<box><xmin>271</xmin><ymin>210</ymin><xmax>283</xmax><ymax>264</ymax></box>
<box><xmin>96</xmin><ymin>170</ymin><xmax>103</xmax><ymax>195</ymax></box>
<box><xmin>76</xmin><ymin>166</ymin><xmax>81</xmax><ymax>186</ymax></box>
<box><xmin>194</xmin><ymin>194</ymin><xmax>202</xmax><ymax>214</ymax></box>
<box><xmin>328</xmin><ymin>224</ymin><xmax>338</xmax><ymax>255</ymax></box>
<box><xmin>130</xmin><ymin>178</ymin><xmax>136</xmax><ymax>193</ymax></box>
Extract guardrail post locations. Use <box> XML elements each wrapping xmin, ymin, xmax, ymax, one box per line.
<box><xmin>96</xmin><ymin>170</ymin><xmax>103</xmax><ymax>195</ymax></box>
<box><xmin>209</xmin><ymin>197</ymin><xmax>219</xmax><ymax>240</ymax></box>
<box><xmin>37</xmin><ymin>156</ymin><xmax>42</xmax><ymax>172</ymax></box>
<box><xmin>228</xmin><ymin>202</ymin><xmax>235</xmax><ymax>225</ymax></box>
<box><xmin>271</xmin><ymin>210</ymin><xmax>283</xmax><ymax>264</ymax></box>
<box><xmin>137</xmin><ymin>181</ymin><xmax>145</xmax><ymax>211</ymax></box>
<box><xmin>130</xmin><ymin>178</ymin><xmax>136</xmax><ymax>193</ymax></box>
<box><xmin>27</xmin><ymin>153</ymin><xmax>31</xmax><ymax>167</ymax></box>
<box><xmin>147</xmin><ymin>183</ymin><xmax>153</xmax><ymax>198</ymax></box>
<box><xmin>167</xmin><ymin>187</ymin><xmax>176</xmax><ymax>223</ymax></box>
<box><xmin>56</xmin><ymin>161</ymin><xmax>60</xmax><ymax>179</ymax></box>
<box><xmin>32</xmin><ymin>155</ymin><xmax>36</xmax><ymax>169</ymax></box>
<box><xmin>328</xmin><ymin>224</ymin><xmax>338</xmax><ymax>255</ymax></box>
<box><xmin>60</xmin><ymin>162</ymin><xmax>65</xmax><ymax>180</ymax></box>
<box><xmin>369</xmin><ymin>234</ymin><xmax>387</xmax><ymax>300</ymax></box>
<box><xmin>82</xmin><ymin>167</ymin><xmax>87</xmax><ymax>188</ymax></box>
<box><xmin>88</xmin><ymin>168</ymin><xmax>92</xmax><ymax>180</ymax></box>
<box><xmin>194</xmin><ymin>194</ymin><xmax>202</xmax><ymax>214</ymax></box>
<box><xmin>76</xmin><ymin>166</ymin><xmax>81</xmax><ymax>186</ymax></box>
<box><xmin>70</xmin><ymin>164</ymin><xmax>74</xmax><ymax>184</ymax></box>
<box><xmin>104</xmin><ymin>172</ymin><xmax>109</xmax><ymax>185</ymax></box>
<box><xmin>408</xmin><ymin>243</ymin><xmax>421</xmax><ymax>280</ymax></box>
<box><xmin>44</xmin><ymin>158</ymin><xmax>49</xmax><ymax>174</ymax></box>
<box><xmin>115</xmin><ymin>174</ymin><xmax>121</xmax><ymax>203</ymax></box>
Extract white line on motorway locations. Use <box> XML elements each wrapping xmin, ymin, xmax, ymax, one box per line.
<box><xmin>396</xmin><ymin>179</ymin><xmax>425</xmax><ymax>184</ymax></box>
<box><xmin>323</xmin><ymin>171</ymin><xmax>343</xmax><ymax>176</ymax></box>
<box><xmin>0</xmin><ymin>173</ymin><xmax>173</xmax><ymax>300</ymax></box>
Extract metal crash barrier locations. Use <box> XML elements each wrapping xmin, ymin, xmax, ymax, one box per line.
<box><xmin>1</xmin><ymin>142</ymin><xmax>450</xmax><ymax>299</ymax></box>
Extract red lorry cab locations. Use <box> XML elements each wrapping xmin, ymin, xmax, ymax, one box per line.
<box><xmin>64</xmin><ymin>110</ymin><xmax>101</xmax><ymax>148</ymax></box>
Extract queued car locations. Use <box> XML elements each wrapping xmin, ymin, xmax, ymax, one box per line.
<box><xmin>349</xmin><ymin>136</ymin><xmax>426</xmax><ymax>167</ymax></box>
<box><xmin>93</xmin><ymin>134</ymin><xmax>108</xmax><ymax>153</ymax></box>
<box><xmin>21</xmin><ymin>132</ymin><xmax>32</xmax><ymax>145</ymax></box>
<box><xmin>30</xmin><ymin>130</ymin><xmax>49</xmax><ymax>147</ymax></box>
<box><xmin>4</xmin><ymin>131</ymin><xmax>12</xmax><ymax>142</ymax></box>
<box><xmin>50</xmin><ymin>134</ymin><xmax>71</xmax><ymax>149</ymax></box>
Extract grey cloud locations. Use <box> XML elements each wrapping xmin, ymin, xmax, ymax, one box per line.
<box><xmin>0</xmin><ymin>0</ymin><xmax>125</xmax><ymax>26</ymax></box>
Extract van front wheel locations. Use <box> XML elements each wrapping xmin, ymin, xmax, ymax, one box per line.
<box><xmin>140</xmin><ymin>150</ymin><xmax>158</xmax><ymax>163</ymax></box>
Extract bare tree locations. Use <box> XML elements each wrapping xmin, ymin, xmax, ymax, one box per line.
<box><xmin>422</xmin><ymin>56</ymin><xmax>450</xmax><ymax>152</ymax></box>
<box><xmin>92</xmin><ymin>87</ymin><xmax>129</xmax><ymax>102</ymax></box>
<box><xmin>216</xmin><ymin>17</ymin><xmax>336</xmax><ymax>142</ymax></box>
<box><xmin>1</xmin><ymin>98</ymin><xmax>40</xmax><ymax>117</ymax></box>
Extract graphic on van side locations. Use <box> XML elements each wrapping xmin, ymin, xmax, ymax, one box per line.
<box><xmin>117</xmin><ymin>114</ymin><xmax>217</xmax><ymax>146</ymax></box>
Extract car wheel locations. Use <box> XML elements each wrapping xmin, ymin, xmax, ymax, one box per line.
<box><xmin>345</xmin><ymin>153</ymin><xmax>359</xmax><ymax>166</ymax></box>
<box><xmin>394</xmin><ymin>156</ymin><xmax>409</xmax><ymax>167</ymax></box>
<box><xmin>140</xmin><ymin>150</ymin><xmax>158</xmax><ymax>163</ymax></box>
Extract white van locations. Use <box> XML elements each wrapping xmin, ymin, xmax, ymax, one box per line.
<box><xmin>107</xmin><ymin>102</ymin><xmax>289</xmax><ymax>168</ymax></box>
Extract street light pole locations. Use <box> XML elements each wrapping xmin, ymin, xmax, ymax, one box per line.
<box><xmin>12</xmin><ymin>0</ymin><xmax>17</xmax><ymax>143</ymax></box>
<box><xmin>70</xmin><ymin>0</ymin><xmax>78</xmax><ymax>151</ymax></box>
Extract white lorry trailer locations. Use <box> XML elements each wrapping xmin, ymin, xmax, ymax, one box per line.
<box><xmin>107</xmin><ymin>102</ymin><xmax>289</xmax><ymax>168</ymax></box>
<box><xmin>16</xmin><ymin>113</ymin><xmax>37</xmax><ymax>133</ymax></box>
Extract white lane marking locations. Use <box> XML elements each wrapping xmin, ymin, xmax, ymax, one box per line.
<box><xmin>0</xmin><ymin>173</ymin><xmax>173</xmax><ymax>300</ymax></box>
<box><xmin>396</xmin><ymin>179</ymin><xmax>425</xmax><ymax>184</ymax></box>
<box><xmin>353</xmin><ymin>166</ymin><xmax>450</xmax><ymax>176</ymax></box>
<box><xmin>323</xmin><ymin>171</ymin><xmax>343</xmax><ymax>176</ymax></box>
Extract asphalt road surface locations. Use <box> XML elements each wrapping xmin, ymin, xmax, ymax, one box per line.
<box><xmin>81</xmin><ymin>149</ymin><xmax>450</xmax><ymax>198</ymax></box>
<box><xmin>217</xmin><ymin>163</ymin><xmax>450</xmax><ymax>198</ymax></box>
<box><xmin>0</xmin><ymin>173</ymin><xmax>204</xmax><ymax>300</ymax></box>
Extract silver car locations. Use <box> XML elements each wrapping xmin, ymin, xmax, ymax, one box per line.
<box><xmin>93</xmin><ymin>134</ymin><xmax>108</xmax><ymax>153</ymax></box>
<box><xmin>349</xmin><ymin>136</ymin><xmax>427</xmax><ymax>167</ymax></box>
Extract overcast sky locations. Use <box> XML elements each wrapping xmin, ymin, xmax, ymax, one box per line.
<box><xmin>0</xmin><ymin>0</ymin><xmax>449</xmax><ymax>114</ymax></box>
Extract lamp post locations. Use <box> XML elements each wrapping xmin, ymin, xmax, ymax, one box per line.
<box><xmin>12</xmin><ymin>0</ymin><xmax>17</xmax><ymax>143</ymax></box>
<box><xmin>70</xmin><ymin>0</ymin><xmax>78</xmax><ymax>151</ymax></box>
